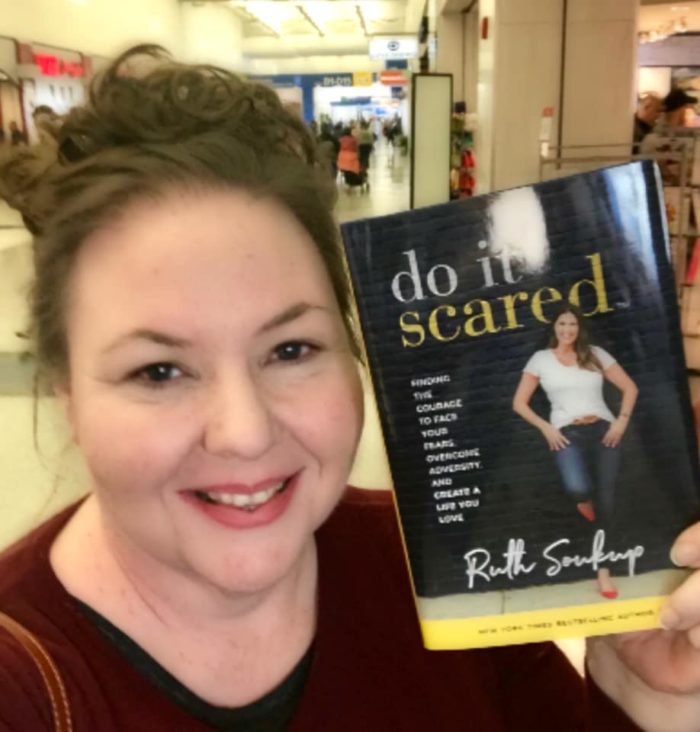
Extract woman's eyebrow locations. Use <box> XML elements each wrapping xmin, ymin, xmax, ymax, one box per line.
<box><xmin>101</xmin><ymin>304</ymin><xmax>331</xmax><ymax>355</ymax></box>
<box><xmin>258</xmin><ymin>302</ymin><xmax>331</xmax><ymax>334</ymax></box>
<box><xmin>101</xmin><ymin>329</ymin><xmax>191</xmax><ymax>355</ymax></box>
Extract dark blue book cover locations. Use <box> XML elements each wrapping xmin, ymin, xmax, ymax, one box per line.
<box><xmin>341</xmin><ymin>161</ymin><xmax>700</xmax><ymax>649</ymax></box>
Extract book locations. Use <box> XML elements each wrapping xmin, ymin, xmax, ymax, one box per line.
<box><xmin>662</xmin><ymin>186</ymin><xmax>691</xmax><ymax>236</ymax></box>
<box><xmin>341</xmin><ymin>160</ymin><xmax>700</xmax><ymax>649</ymax></box>
<box><xmin>693</xmin><ymin>189</ymin><xmax>700</xmax><ymax>232</ymax></box>
<box><xmin>641</xmin><ymin>132</ymin><xmax>693</xmax><ymax>187</ymax></box>
<box><xmin>685</xmin><ymin>238</ymin><xmax>700</xmax><ymax>286</ymax></box>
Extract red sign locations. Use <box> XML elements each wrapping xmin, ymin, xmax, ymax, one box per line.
<box><xmin>379</xmin><ymin>70</ymin><xmax>408</xmax><ymax>86</ymax></box>
<box><xmin>481</xmin><ymin>17</ymin><xmax>489</xmax><ymax>39</ymax></box>
<box><xmin>34</xmin><ymin>53</ymin><xmax>85</xmax><ymax>78</ymax></box>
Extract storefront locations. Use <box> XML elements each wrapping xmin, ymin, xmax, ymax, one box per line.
<box><xmin>251</xmin><ymin>71</ymin><xmax>410</xmax><ymax>133</ymax></box>
<box><xmin>310</xmin><ymin>70</ymin><xmax>407</xmax><ymax>131</ymax></box>
<box><xmin>0</xmin><ymin>38</ymin><xmax>21</xmax><ymax>142</ymax></box>
<box><xmin>15</xmin><ymin>41</ymin><xmax>89</xmax><ymax>143</ymax></box>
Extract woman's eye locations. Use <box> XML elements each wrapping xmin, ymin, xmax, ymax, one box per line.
<box><xmin>272</xmin><ymin>341</ymin><xmax>315</xmax><ymax>362</ymax></box>
<box><xmin>131</xmin><ymin>362</ymin><xmax>184</xmax><ymax>386</ymax></box>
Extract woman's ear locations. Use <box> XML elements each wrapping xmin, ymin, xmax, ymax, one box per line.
<box><xmin>53</xmin><ymin>380</ymin><xmax>78</xmax><ymax>444</ymax></box>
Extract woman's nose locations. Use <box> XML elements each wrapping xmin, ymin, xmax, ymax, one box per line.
<box><xmin>201</xmin><ymin>372</ymin><xmax>277</xmax><ymax>460</ymax></box>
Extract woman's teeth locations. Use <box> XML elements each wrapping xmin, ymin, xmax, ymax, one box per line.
<box><xmin>195</xmin><ymin>481</ymin><xmax>287</xmax><ymax>511</ymax></box>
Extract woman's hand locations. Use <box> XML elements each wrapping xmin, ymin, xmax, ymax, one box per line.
<box><xmin>602</xmin><ymin>417</ymin><xmax>627</xmax><ymax>448</ymax></box>
<box><xmin>588</xmin><ymin>523</ymin><xmax>700</xmax><ymax>731</ymax></box>
<box><xmin>540</xmin><ymin>423</ymin><xmax>570</xmax><ymax>451</ymax></box>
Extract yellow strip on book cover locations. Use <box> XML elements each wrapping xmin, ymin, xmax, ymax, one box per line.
<box><xmin>420</xmin><ymin>597</ymin><xmax>665</xmax><ymax>650</ymax></box>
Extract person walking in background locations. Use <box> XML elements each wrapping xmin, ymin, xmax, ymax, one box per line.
<box><xmin>357</xmin><ymin>120</ymin><xmax>374</xmax><ymax>180</ymax></box>
<box><xmin>632</xmin><ymin>93</ymin><xmax>661</xmax><ymax>153</ymax></box>
<box><xmin>337</xmin><ymin>126</ymin><xmax>365</xmax><ymax>191</ymax></box>
<box><xmin>660</xmin><ymin>88</ymin><xmax>698</xmax><ymax>129</ymax></box>
<box><xmin>8</xmin><ymin>121</ymin><xmax>25</xmax><ymax>146</ymax></box>
<box><xmin>32</xmin><ymin>105</ymin><xmax>61</xmax><ymax>146</ymax></box>
<box><xmin>317</xmin><ymin>121</ymin><xmax>340</xmax><ymax>179</ymax></box>
<box><xmin>640</xmin><ymin>87</ymin><xmax>699</xmax><ymax>183</ymax></box>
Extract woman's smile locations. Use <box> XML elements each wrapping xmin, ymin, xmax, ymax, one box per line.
<box><xmin>181</xmin><ymin>472</ymin><xmax>301</xmax><ymax>530</ymax></box>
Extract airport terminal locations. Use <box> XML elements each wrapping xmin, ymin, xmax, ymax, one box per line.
<box><xmin>0</xmin><ymin>1</ymin><xmax>699</xmax><ymax>728</ymax></box>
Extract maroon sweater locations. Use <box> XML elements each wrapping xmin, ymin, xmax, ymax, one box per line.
<box><xmin>0</xmin><ymin>488</ymin><xmax>640</xmax><ymax>731</ymax></box>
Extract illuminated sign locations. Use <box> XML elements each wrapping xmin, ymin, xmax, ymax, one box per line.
<box><xmin>34</xmin><ymin>54</ymin><xmax>85</xmax><ymax>78</ymax></box>
<box><xmin>352</xmin><ymin>71</ymin><xmax>373</xmax><ymax>87</ymax></box>
<box><xmin>379</xmin><ymin>70</ymin><xmax>409</xmax><ymax>86</ymax></box>
<box><xmin>319</xmin><ymin>74</ymin><xmax>353</xmax><ymax>87</ymax></box>
<box><xmin>369</xmin><ymin>36</ymin><xmax>418</xmax><ymax>61</ymax></box>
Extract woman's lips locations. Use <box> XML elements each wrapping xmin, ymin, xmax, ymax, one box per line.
<box><xmin>181</xmin><ymin>472</ymin><xmax>300</xmax><ymax>529</ymax></box>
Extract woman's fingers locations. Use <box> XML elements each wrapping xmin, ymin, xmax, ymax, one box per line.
<box><xmin>671</xmin><ymin>524</ymin><xmax>700</xmax><ymax>568</ymax></box>
<box><xmin>549</xmin><ymin>436</ymin><xmax>569</xmax><ymax>451</ymax></box>
<box><xmin>659</xmin><ymin>525</ymin><xmax>700</xmax><ymax>634</ymax></box>
<box><xmin>660</xmin><ymin>570</ymin><xmax>700</xmax><ymax>636</ymax></box>
<box><xmin>543</xmin><ymin>427</ymin><xmax>569</xmax><ymax>451</ymax></box>
<box><xmin>602</xmin><ymin>426</ymin><xmax>623</xmax><ymax>448</ymax></box>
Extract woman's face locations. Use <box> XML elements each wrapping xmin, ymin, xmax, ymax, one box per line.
<box><xmin>553</xmin><ymin>311</ymin><xmax>579</xmax><ymax>347</ymax></box>
<box><xmin>60</xmin><ymin>188</ymin><xmax>364</xmax><ymax>594</ymax></box>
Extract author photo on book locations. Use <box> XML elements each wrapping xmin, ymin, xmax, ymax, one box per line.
<box><xmin>513</xmin><ymin>303</ymin><xmax>638</xmax><ymax>600</ymax></box>
<box><xmin>1</xmin><ymin>45</ymin><xmax>700</xmax><ymax>732</ymax></box>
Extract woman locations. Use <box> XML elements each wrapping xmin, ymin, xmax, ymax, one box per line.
<box><xmin>336</xmin><ymin>127</ymin><xmax>363</xmax><ymax>190</ymax></box>
<box><xmin>357</xmin><ymin>120</ymin><xmax>374</xmax><ymax>176</ymax></box>
<box><xmin>513</xmin><ymin>304</ymin><xmax>638</xmax><ymax>599</ymax></box>
<box><xmin>1</xmin><ymin>46</ymin><xmax>700</xmax><ymax>730</ymax></box>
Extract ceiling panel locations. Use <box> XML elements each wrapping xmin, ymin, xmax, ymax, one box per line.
<box><xmin>230</xmin><ymin>0</ymin><xmax>410</xmax><ymax>38</ymax></box>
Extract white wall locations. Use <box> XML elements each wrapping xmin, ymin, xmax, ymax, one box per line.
<box><xmin>463</xmin><ymin>5</ymin><xmax>479</xmax><ymax>115</ymax></box>
<box><xmin>466</xmin><ymin>0</ymin><xmax>637</xmax><ymax>193</ymax></box>
<box><xmin>0</xmin><ymin>395</ymin><xmax>88</xmax><ymax>551</ymax></box>
<box><xmin>0</xmin><ymin>0</ymin><xmax>245</xmax><ymax>68</ymax></box>
<box><xmin>476</xmin><ymin>0</ymin><xmax>496</xmax><ymax>194</ymax></box>
<box><xmin>435</xmin><ymin>12</ymin><xmax>463</xmax><ymax>102</ymax></box>
<box><xmin>0</xmin><ymin>0</ymin><xmax>184</xmax><ymax>57</ymax></box>
<box><xmin>638</xmin><ymin>66</ymin><xmax>672</xmax><ymax>98</ymax></box>
<box><xmin>561</xmin><ymin>0</ymin><xmax>638</xmax><ymax>149</ymax></box>
<box><xmin>181</xmin><ymin>1</ymin><xmax>243</xmax><ymax>70</ymax></box>
<box><xmin>491</xmin><ymin>0</ymin><xmax>563</xmax><ymax>191</ymax></box>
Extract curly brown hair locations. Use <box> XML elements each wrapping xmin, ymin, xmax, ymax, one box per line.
<box><xmin>0</xmin><ymin>44</ymin><xmax>357</xmax><ymax>385</ymax></box>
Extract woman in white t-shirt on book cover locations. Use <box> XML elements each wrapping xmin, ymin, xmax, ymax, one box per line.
<box><xmin>513</xmin><ymin>303</ymin><xmax>638</xmax><ymax>599</ymax></box>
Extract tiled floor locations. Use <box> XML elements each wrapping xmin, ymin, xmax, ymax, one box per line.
<box><xmin>335</xmin><ymin>141</ymin><xmax>410</xmax><ymax>224</ymax></box>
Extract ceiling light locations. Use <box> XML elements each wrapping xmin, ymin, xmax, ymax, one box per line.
<box><xmin>298</xmin><ymin>1</ymin><xmax>338</xmax><ymax>28</ymax></box>
<box><xmin>242</xmin><ymin>1</ymin><xmax>301</xmax><ymax>35</ymax></box>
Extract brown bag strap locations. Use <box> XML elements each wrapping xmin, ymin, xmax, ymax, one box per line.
<box><xmin>0</xmin><ymin>611</ymin><xmax>73</xmax><ymax>732</ymax></box>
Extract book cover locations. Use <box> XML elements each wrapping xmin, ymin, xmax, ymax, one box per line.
<box><xmin>341</xmin><ymin>161</ymin><xmax>700</xmax><ymax>649</ymax></box>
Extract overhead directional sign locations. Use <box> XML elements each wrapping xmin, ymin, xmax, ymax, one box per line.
<box><xmin>369</xmin><ymin>36</ymin><xmax>418</xmax><ymax>61</ymax></box>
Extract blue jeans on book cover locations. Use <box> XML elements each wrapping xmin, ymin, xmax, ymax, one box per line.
<box><xmin>553</xmin><ymin>420</ymin><xmax>621</xmax><ymax>531</ymax></box>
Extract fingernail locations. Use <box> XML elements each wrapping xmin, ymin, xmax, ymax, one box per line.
<box><xmin>659</xmin><ymin>607</ymin><xmax>680</xmax><ymax>630</ymax></box>
<box><xmin>671</xmin><ymin>542</ymin><xmax>698</xmax><ymax>567</ymax></box>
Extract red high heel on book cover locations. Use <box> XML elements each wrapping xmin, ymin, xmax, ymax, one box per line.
<box><xmin>576</xmin><ymin>501</ymin><xmax>596</xmax><ymax>522</ymax></box>
<box><xmin>597</xmin><ymin>570</ymin><xmax>618</xmax><ymax>600</ymax></box>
